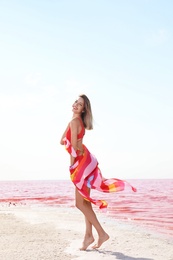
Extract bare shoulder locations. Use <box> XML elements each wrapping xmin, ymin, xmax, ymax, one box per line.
<box><xmin>70</xmin><ymin>117</ymin><xmax>80</xmax><ymax>125</ymax></box>
<box><xmin>70</xmin><ymin>118</ymin><xmax>80</xmax><ymax>129</ymax></box>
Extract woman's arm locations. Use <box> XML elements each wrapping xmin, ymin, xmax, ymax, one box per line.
<box><xmin>60</xmin><ymin>124</ymin><xmax>69</xmax><ymax>145</ymax></box>
<box><xmin>70</xmin><ymin>118</ymin><xmax>79</xmax><ymax>165</ymax></box>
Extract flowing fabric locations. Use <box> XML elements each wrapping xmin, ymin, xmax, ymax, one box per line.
<box><xmin>63</xmin><ymin>137</ymin><xmax>137</xmax><ymax>209</ymax></box>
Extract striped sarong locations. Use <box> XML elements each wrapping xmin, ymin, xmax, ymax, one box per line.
<box><xmin>63</xmin><ymin>137</ymin><xmax>137</xmax><ymax>209</ymax></box>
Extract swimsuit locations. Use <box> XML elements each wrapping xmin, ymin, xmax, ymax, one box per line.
<box><xmin>66</xmin><ymin>117</ymin><xmax>85</xmax><ymax>142</ymax></box>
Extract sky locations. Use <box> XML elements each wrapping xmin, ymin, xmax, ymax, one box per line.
<box><xmin>0</xmin><ymin>0</ymin><xmax>173</xmax><ymax>181</ymax></box>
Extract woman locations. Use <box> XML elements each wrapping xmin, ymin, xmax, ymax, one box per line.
<box><xmin>60</xmin><ymin>94</ymin><xmax>136</xmax><ymax>250</ymax></box>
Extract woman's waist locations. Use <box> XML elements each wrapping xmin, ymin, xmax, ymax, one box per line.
<box><xmin>73</xmin><ymin>148</ymin><xmax>84</xmax><ymax>162</ymax></box>
<box><xmin>76</xmin><ymin>149</ymin><xmax>84</xmax><ymax>157</ymax></box>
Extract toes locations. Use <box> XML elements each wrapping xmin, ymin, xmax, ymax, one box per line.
<box><xmin>79</xmin><ymin>237</ymin><xmax>95</xmax><ymax>250</ymax></box>
<box><xmin>92</xmin><ymin>244</ymin><xmax>98</xmax><ymax>249</ymax></box>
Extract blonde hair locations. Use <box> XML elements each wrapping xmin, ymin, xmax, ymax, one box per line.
<box><xmin>79</xmin><ymin>94</ymin><xmax>93</xmax><ymax>130</ymax></box>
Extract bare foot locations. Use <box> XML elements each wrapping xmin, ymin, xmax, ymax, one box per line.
<box><xmin>80</xmin><ymin>236</ymin><xmax>95</xmax><ymax>251</ymax></box>
<box><xmin>92</xmin><ymin>232</ymin><xmax>109</xmax><ymax>249</ymax></box>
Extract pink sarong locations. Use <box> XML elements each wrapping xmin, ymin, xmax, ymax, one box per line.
<box><xmin>63</xmin><ymin>137</ymin><xmax>137</xmax><ymax>209</ymax></box>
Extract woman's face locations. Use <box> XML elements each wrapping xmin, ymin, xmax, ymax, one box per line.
<box><xmin>72</xmin><ymin>97</ymin><xmax>85</xmax><ymax>115</ymax></box>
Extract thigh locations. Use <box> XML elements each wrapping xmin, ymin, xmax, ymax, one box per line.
<box><xmin>75</xmin><ymin>188</ymin><xmax>92</xmax><ymax>208</ymax></box>
<box><xmin>75</xmin><ymin>188</ymin><xmax>84</xmax><ymax>203</ymax></box>
<box><xmin>75</xmin><ymin>187</ymin><xmax>91</xmax><ymax>199</ymax></box>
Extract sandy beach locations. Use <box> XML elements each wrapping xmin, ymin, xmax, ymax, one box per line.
<box><xmin>0</xmin><ymin>205</ymin><xmax>172</xmax><ymax>260</ymax></box>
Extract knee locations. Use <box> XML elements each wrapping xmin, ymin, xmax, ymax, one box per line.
<box><xmin>75</xmin><ymin>199</ymin><xmax>91</xmax><ymax>211</ymax></box>
<box><xmin>75</xmin><ymin>200</ymin><xmax>82</xmax><ymax>210</ymax></box>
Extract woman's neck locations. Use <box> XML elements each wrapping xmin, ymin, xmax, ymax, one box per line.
<box><xmin>72</xmin><ymin>113</ymin><xmax>81</xmax><ymax>119</ymax></box>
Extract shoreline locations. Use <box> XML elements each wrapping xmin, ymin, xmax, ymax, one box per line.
<box><xmin>0</xmin><ymin>205</ymin><xmax>173</xmax><ymax>260</ymax></box>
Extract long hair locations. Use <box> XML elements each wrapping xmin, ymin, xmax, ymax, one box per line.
<box><xmin>79</xmin><ymin>94</ymin><xmax>93</xmax><ymax>130</ymax></box>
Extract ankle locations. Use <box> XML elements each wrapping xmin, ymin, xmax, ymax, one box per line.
<box><xmin>84</xmin><ymin>233</ymin><xmax>93</xmax><ymax>238</ymax></box>
<box><xmin>98</xmin><ymin>230</ymin><xmax>107</xmax><ymax>237</ymax></box>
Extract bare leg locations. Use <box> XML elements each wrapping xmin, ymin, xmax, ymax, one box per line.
<box><xmin>75</xmin><ymin>188</ymin><xmax>109</xmax><ymax>250</ymax></box>
<box><xmin>78</xmin><ymin>188</ymin><xmax>94</xmax><ymax>250</ymax></box>
<box><xmin>80</xmin><ymin>217</ymin><xmax>94</xmax><ymax>250</ymax></box>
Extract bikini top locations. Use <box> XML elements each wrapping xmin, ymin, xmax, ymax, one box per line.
<box><xmin>66</xmin><ymin>117</ymin><xmax>85</xmax><ymax>142</ymax></box>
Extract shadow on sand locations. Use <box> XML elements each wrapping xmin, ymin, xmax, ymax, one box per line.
<box><xmin>88</xmin><ymin>249</ymin><xmax>154</xmax><ymax>260</ymax></box>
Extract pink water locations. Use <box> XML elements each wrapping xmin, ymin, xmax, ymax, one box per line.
<box><xmin>0</xmin><ymin>179</ymin><xmax>173</xmax><ymax>239</ymax></box>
